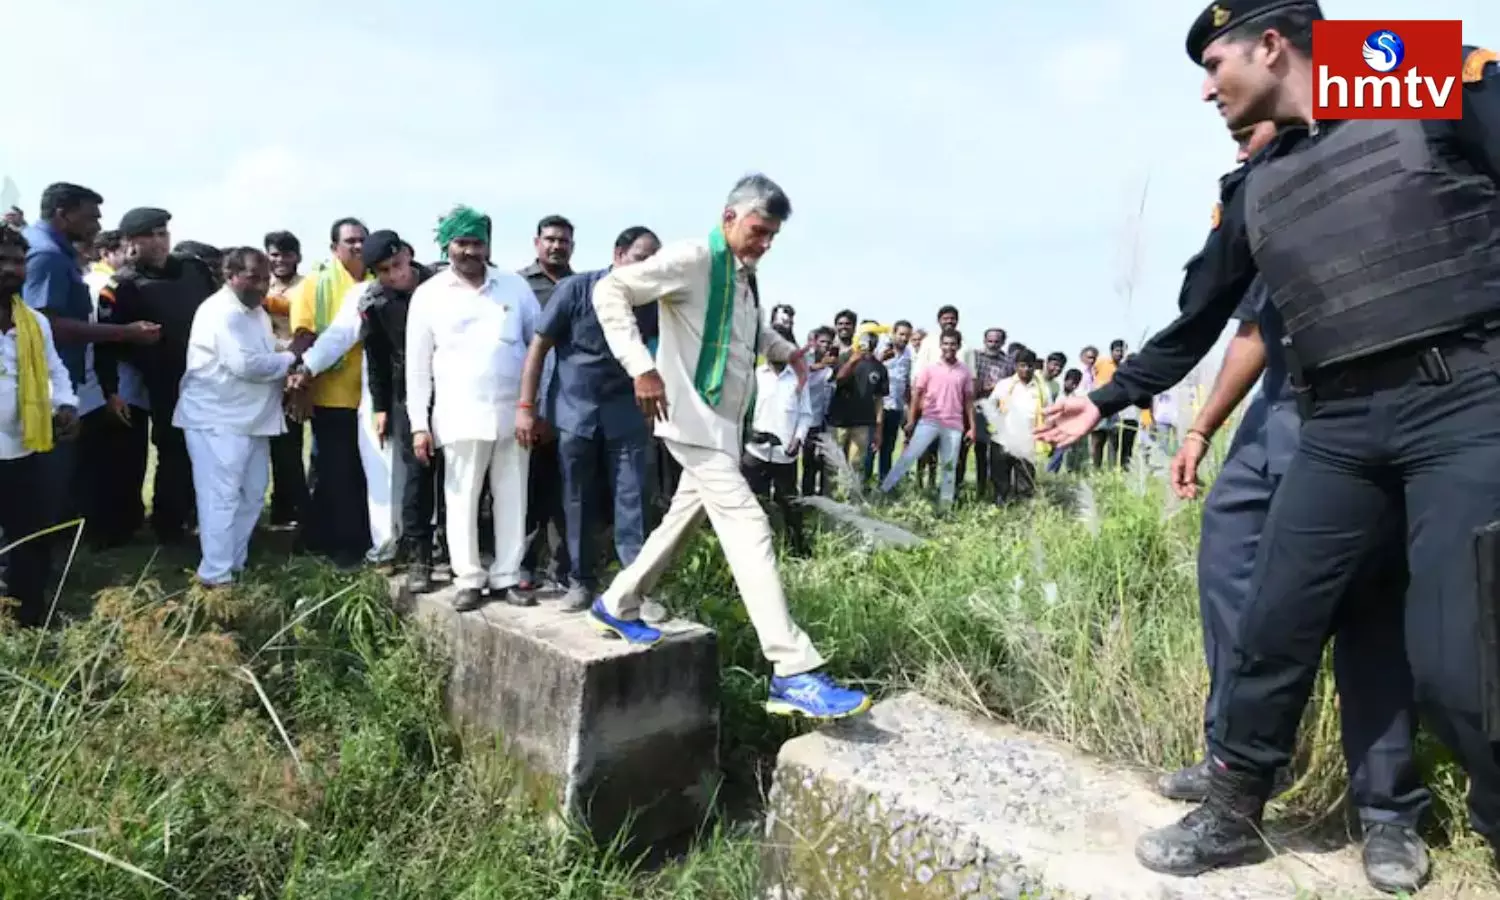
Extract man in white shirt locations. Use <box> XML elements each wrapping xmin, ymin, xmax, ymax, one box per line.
<box><xmin>744</xmin><ymin>329</ymin><xmax>813</xmax><ymax>557</ymax></box>
<box><xmin>979</xmin><ymin>348</ymin><xmax>1045</xmax><ymax>505</ymax></box>
<box><xmin>407</xmin><ymin>206</ymin><xmax>541</xmax><ymax>612</ymax></box>
<box><xmin>0</xmin><ymin>225</ymin><xmax>79</xmax><ymax>626</ymax></box>
<box><xmin>174</xmin><ymin>247</ymin><xmax>299</xmax><ymax>587</ymax></box>
<box><xmin>590</xmin><ymin>174</ymin><xmax>869</xmax><ymax>721</ymax></box>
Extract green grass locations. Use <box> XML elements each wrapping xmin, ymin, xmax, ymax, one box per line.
<box><xmin>1</xmin><ymin>458</ymin><xmax>1496</xmax><ymax>896</ymax></box>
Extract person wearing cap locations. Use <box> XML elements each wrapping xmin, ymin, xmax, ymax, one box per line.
<box><xmin>515</xmin><ymin>225</ymin><xmax>662</xmax><ymax>614</ymax></box>
<box><xmin>1150</xmin><ymin>119</ymin><xmax>1430</xmax><ymax>894</ymax></box>
<box><xmin>1035</xmin><ymin>0</ymin><xmax>1499</xmax><ymax>886</ymax></box>
<box><xmin>588</xmin><ymin>173</ymin><xmax>870</xmax><ymax>721</ymax></box>
<box><xmin>407</xmin><ymin>206</ymin><xmax>541</xmax><ymax>611</ymax></box>
<box><xmin>290</xmin><ymin>229</ymin><xmax>440</xmax><ymax>588</ymax></box>
<box><xmin>286</xmin><ymin>223</ymin><xmax>407</xmax><ymax>572</ymax></box>
<box><xmin>284</xmin><ymin>217</ymin><xmax>373</xmax><ymax>570</ymax></box>
<box><xmin>96</xmin><ymin>206</ymin><xmax>216</xmax><ymax>544</ymax></box>
<box><xmin>173</xmin><ymin>247</ymin><xmax>300</xmax><ymax>587</ymax></box>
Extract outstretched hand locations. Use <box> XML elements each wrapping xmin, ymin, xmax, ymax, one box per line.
<box><xmin>1034</xmin><ymin>395</ymin><xmax>1101</xmax><ymax>447</ymax></box>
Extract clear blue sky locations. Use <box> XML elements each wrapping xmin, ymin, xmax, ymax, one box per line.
<box><xmin>4</xmin><ymin>0</ymin><xmax>1494</xmax><ymax>364</ymax></box>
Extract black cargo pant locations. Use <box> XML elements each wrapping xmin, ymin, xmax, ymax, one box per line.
<box><xmin>521</xmin><ymin>440</ymin><xmax>569</xmax><ymax>584</ymax></box>
<box><xmin>1210</xmin><ymin>352</ymin><xmax>1500</xmax><ymax>842</ymax></box>
<box><xmin>743</xmin><ymin>453</ymin><xmax>809</xmax><ymax>557</ymax></box>
<box><xmin>0</xmin><ymin>452</ymin><xmax>53</xmax><ymax>627</ymax></box>
<box><xmin>305</xmin><ymin>407</ymin><xmax>371</xmax><ymax>565</ymax></box>
<box><xmin>390</xmin><ymin>402</ymin><xmax>441</xmax><ymax>562</ymax></box>
<box><xmin>1200</xmin><ymin>396</ymin><xmax>1426</xmax><ymax>827</ymax></box>
<box><xmin>269</xmin><ymin>417</ymin><xmax>308</xmax><ymax>526</ymax></box>
<box><xmin>78</xmin><ymin>406</ymin><xmax>150</xmax><ymax>547</ymax></box>
<box><xmin>149</xmin><ymin>405</ymin><xmax>196</xmax><ymax>542</ymax></box>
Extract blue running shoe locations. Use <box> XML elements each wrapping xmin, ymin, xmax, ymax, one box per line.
<box><xmin>589</xmin><ymin>599</ymin><xmax>662</xmax><ymax>646</ymax></box>
<box><xmin>766</xmin><ymin>671</ymin><xmax>872</xmax><ymax>720</ymax></box>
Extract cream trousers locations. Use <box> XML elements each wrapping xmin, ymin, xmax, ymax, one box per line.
<box><xmin>603</xmin><ymin>438</ymin><xmax>824</xmax><ymax>677</ymax></box>
<box><xmin>444</xmin><ymin>436</ymin><xmax>529</xmax><ymax>591</ymax></box>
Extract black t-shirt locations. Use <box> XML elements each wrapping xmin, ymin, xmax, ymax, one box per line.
<box><xmin>828</xmin><ymin>355</ymin><xmax>889</xmax><ymax>427</ymax></box>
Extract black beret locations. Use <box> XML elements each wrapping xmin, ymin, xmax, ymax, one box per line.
<box><xmin>361</xmin><ymin>229</ymin><xmax>406</xmax><ymax>269</ymax></box>
<box><xmin>118</xmin><ymin>207</ymin><xmax>171</xmax><ymax>238</ymax></box>
<box><xmin>1186</xmin><ymin>0</ymin><xmax>1322</xmax><ymax>64</ymax></box>
<box><xmin>173</xmin><ymin>240</ymin><xmax>220</xmax><ymax>260</ymax></box>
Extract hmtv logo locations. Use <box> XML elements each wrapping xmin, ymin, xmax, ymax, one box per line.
<box><xmin>1313</xmin><ymin>20</ymin><xmax>1463</xmax><ymax>119</ymax></box>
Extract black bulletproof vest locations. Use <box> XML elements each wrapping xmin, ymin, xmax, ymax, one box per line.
<box><xmin>1244</xmin><ymin>119</ymin><xmax>1500</xmax><ymax>369</ymax></box>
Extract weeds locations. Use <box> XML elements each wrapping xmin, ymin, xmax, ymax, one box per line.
<box><xmin>0</xmin><ymin>467</ymin><xmax>1493</xmax><ymax>896</ymax></box>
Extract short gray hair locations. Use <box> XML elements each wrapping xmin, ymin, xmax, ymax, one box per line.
<box><xmin>725</xmin><ymin>173</ymin><xmax>792</xmax><ymax>221</ymax></box>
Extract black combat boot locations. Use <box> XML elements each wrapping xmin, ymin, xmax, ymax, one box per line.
<box><xmin>1157</xmin><ymin>759</ymin><xmax>1295</xmax><ymax>803</ymax></box>
<box><xmin>1137</xmin><ymin>764</ymin><xmax>1271</xmax><ymax>876</ymax></box>
<box><xmin>1361</xmin><ymin>823</ymin><xmax>1430</xmax><ymax>895</ymax></box>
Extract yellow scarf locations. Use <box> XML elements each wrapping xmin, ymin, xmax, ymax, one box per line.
<box><xmin>9</xmin><ymin>294</ymin><xmax>53</xmax><ymax>453</ymax></box>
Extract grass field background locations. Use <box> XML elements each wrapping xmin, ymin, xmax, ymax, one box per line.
<box><xmin>1</xmin><ymin>454</ymin><xmax>1495</xmax><ymax>897</ymax></box>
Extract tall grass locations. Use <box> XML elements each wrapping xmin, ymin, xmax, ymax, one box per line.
<box><xmin>0</xmin><ymin>555</ymin><xmax>757</xmax><ymax>898</ymax></box>
<box><xmin>1</xmin><ymin>466</ymin><xmax>1493</xmax><ymax>895</ymax></box>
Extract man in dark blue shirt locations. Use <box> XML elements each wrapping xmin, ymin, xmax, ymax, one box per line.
<box><xmin>21</xmin><ymin>184</ymin><xmax>161</xmax><ymax>535</ymax></box>
<box><xmin>516</xmin><ymin>226</ymin><xmax>661</xmax><ymax>612</ymax></box>
<box><xmin>1036</xmin><ymin>0</ymin><xmax>1500</xmax><ymax>884</ymax></box>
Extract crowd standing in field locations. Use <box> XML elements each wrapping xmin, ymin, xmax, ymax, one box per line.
<box><xmin>0</xmin><ymin>175</ymin><xmax>1164</xmax><ymax>715</ymax></box>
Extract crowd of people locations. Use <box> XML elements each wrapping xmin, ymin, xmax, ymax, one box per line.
<box><xmin>0</xmin><ymin>173</ymin><xmax>1177</xmax><ymax>721</ymax></box>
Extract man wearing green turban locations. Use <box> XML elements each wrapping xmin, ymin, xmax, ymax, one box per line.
<box><xmin>586</xmin><ymin>174</ymin><xmax>869</xmax><ymax>721</ymax></box>
<box><xmin>406</xmin><ymin>205</ymin><xmax>543</xmax><ymax>612</ymax></box>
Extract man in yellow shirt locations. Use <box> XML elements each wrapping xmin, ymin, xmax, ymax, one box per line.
<box><xmin>262</xmin><ymin>229</ymin><xmax>307</xmax><ymax>528</ymax></box>
<box><xmin>286</xmin><ymin>217</ymin><xmax>371</xmax><ymax>568</ymax></box>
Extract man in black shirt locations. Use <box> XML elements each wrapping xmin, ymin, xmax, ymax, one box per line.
<box><xmin>97</xmin><ymin>207</ymin><xmax>217</xmax><ymax>544</ymax></box>
<box><xmin>825</xmin><ymin>327</ymin><xmax>888</xmax><ymax>497</ymax></box>
<box><xmin>1037</xmin><ymin>0</ymin><xmax>1500</xmax><ymax>885</ymax></box>
<box><xmin>359</xmin><ymin>231</ymin><xmax>442</xmax><ymax>591</ymax></box>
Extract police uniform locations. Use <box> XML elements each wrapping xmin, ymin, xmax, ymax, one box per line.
<box><xmin>96</xmin><ymin>207</ymin><xmax>218</xmax><ymax>543</ymax></box>
<box><xmin>1187</xmin><ymin>278</ymin><xmax>1428</xmax><ymax>836</ymax></box>
<box><xmin>1085</xmin><ymin>0</ymin><xmax>1500</xmax><ymax>883</ymax></box>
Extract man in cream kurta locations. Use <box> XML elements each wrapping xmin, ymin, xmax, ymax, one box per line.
<box><xmin>589</xmin><ymin>174</ymin><xmax>869</xmax><ymax>721</ymax></box>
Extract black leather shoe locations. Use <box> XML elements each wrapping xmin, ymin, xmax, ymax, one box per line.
<box><xmin>494</xmin><ymin>587</ymin><xmax>537</xmax><ymax>607</ymax></box>
<box><xmin>1361</xmin><ymin>823</ymin><xmax>1430</xmax><ymax>895</ymax></box>
<box><xmin>1136</xmin><ymin>766</ymin><xmax>1271</xmax><ymax>876</ymax></box>
<box><xmin>453</xmin><ymin>588</ymin><xmax>485</xmax><ymax>612</ymax></box>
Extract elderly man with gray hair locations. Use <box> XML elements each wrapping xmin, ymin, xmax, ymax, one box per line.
<box><xmin>588</xmin><ymin>173</ymin><xmax>869</xmax><ymax>721</ymax></box>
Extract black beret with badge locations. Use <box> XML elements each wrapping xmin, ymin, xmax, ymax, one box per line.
<box><xmin>361</xmin><ymin>229</ymin><xmax>406</xmax><ymax>270</ymax></box>
<box><xmin>117</xmin><ymin>206</ymin><xmax>171</xmax><ymax>238</ymax></box>
<box><xmin>1186</xmin><ymin>0</ymin><xmax>1324</xmax><ymax>64</ymax></box>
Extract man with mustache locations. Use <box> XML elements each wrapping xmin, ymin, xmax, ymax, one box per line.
<box><xmin>587</xmin><ymin>173</ymin><xmax>869</xmax><ymax>721</ymax></box>
<box><xmin>0</xmin><ymin>223</ymin><xmax>79</xmax><ymax>626</ymax></box>
<box><xmin>174</xmin><ymin>247</ymin><xmax>300</xmax><ymax>588</ymax></box>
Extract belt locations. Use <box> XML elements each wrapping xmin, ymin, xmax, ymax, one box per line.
<box><xmin>1306</xmin><ymin>328</ymin><xmax>1500</xmax><ymax>401</ymax></box>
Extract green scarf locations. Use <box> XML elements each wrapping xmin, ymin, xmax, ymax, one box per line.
<box><xmin>693</xmin><ymin>226</ymin><xmax>759</xmax><ymax>408</ymax></box>
<box><xmin>436</xmin><ymin>206</ymin><xmax>492</xmax><ymax>260</ymax></box>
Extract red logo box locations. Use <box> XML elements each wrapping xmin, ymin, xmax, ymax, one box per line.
<box><xmin>1312</xmin><ymin>20</ymin><xmax>1463</xmax><ymax>119</ymax></box>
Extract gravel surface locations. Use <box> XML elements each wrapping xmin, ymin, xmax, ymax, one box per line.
<box><xmin>764</xmin><ymin>693</ymin><xmax>1373</xmax><ymax>900</ymax></box>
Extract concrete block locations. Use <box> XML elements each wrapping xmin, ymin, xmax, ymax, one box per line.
<box><xmin>395</xmin><ymin>581</ymin><xmax>720</xmax><ymax>850</ymax></box>
<box><xmin>797</xmin><ymin>496</ymin><xmax>924</xmax><ymax>550</ymax></box>
<box><xmin>763</xmin><ymin>693</ymin><xmax>1370</xmax><ymax>900</ymax></box>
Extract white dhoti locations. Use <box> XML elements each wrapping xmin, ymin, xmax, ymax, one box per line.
<box><xmin>358</xmin><ymin>356</ymin><xmax>402</xmax><ymax>561</ymax></box>
<box><xmin>443</xmin><ymin>436</ymin><xmax>528</xmax><ymax>591</ymax></box>
<box><xmin>602</xmin><ymin>438</ymin><xmax>825</xmax><ymax>677</ymax></box>
<box><xmin>184</xmin><ymin>429</ymin><xmax>271</xmax><ymax>585</ymax></box>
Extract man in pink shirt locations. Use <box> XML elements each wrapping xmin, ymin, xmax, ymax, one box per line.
<box><xmin>877</xmin><ymin>328</ymin><xmax>974</xmax><ymax>507</ymax></box>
